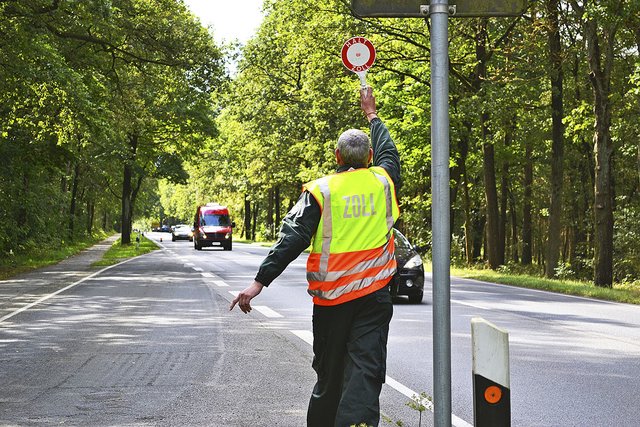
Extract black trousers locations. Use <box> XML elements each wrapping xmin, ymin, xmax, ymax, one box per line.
<box><xmin>307</xmin><ymin>286</ymin><xmax>393</xmax><ymax>427</ymax></box>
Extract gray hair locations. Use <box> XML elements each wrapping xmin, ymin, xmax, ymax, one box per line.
<box><xmin>336</xmin><ymin>129</ymin><xmax>370</xmax><ymax>167</ymax></box>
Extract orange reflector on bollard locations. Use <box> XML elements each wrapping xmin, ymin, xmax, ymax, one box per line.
<box><xmin>484</xmin><ymin>385</ymin><xmax>502</xmax><ymax>404</ymax></box>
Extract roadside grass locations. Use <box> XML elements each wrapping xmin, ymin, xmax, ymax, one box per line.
<box><xmin>233</xmin><ymin>238</ymin><xmax>274</xmax><ymax>247</ymax></box>
<box><xmin>440</xmin><ymin>264</ymin><xmax>640</xmax><ymax>305</ymax></box>
<box><xmin>91</xmin><ymin>234</ymin><xmax>159</xmax><ymax>267</ymax></box>
<box><xmin>0</xmin><ymin>231</ymin><xmax>110</xmax><ymax>281</ymax></box>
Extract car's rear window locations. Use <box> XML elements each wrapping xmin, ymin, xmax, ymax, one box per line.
<box><xmin>393</xmin><ymin>230</ymin><xmax>412</xmax><ymax>249</ymax></box>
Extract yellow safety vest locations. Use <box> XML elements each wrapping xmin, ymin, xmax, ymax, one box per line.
<box><xmin>303</xmin><ymin>166</ymin><xmax>400</xmax><ymax>306</ymax></box>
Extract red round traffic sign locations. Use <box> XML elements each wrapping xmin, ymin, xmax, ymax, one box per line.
<box><xmin>341</xmin><ymin>37</ymin><xmax>376</xmax><ymax>72</ymax></box>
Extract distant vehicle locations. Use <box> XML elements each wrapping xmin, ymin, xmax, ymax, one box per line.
<box><xmin>193</xmin><ymin>203</ymin><xmax>235</xmax><ymax>251</ymax></box>
<box><xmin>391</xmin><ymin>228</ymin><xmax>426</xmax><ymax>304</ymax></box>
<box><xmin>160</xmin><ymin>225</ymin><xmax>171</xmax><ymax>233</ymax></box>
<box><xmin>171</xmin><ymin>224</ymin><xmax>192</xmax><ymax>241</ymax></box>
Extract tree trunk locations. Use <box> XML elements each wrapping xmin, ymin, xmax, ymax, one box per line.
<box><xmin>583</xmin><ymin>15</ymin><xmax>616</xmax><ymax>287</ymax></box>
<box><xmin>499</xmin><ymin>121</ymin><xmax>515</xmax><ymax>263</ymax></box>
<box><xmin>509</xmin><ymin>190</ymin><xmax>519</xmax><ymax>263</ymax></box>
<box><xmin>121</xmin><ymin>161</ymin><xmax>133</xmax><ymax>245</ymax></box>
<box><xmin>267</xmin><ymin>188</ymin><xmax>274</xmax><ymax>238</ymax></box>
<box><xmin>483</xmin><ymin>140</ymin><xmax>502</xmax><ymax>268</ymax></box>
<box><xmin>458</xmin><ymin>126</ymin><xmax>473</xmax><ymax>264</ymax></box>
<box><xmin>244</xmin><ymin>194</ymin><xmax>251</xmax><ymax>240</ymax></box>
<box><xmin>129</xmin><ymin>174</ymin><xmax>144</xmax><ymax>227</ymax></box>
<box><xmin>68</xmin><ymin>163</ymin><xmax>80</xmax><ymax>240</ymax></box>
<box><xmin>522</xmin><ymin>140</ymin><xmax>533</xmax><ymax>265</ymax></box>
<box><xmin>275</xmin><ymin>185</ymin><xmax>281</xmax><ymax>231</ymax></box>
<box><xmin>544</xmin><ymin>0</ymin><xmax>565</xmax><ymax>278</ymax></box>
<box><xmin>462</xmin><ymin>168</ymin><xmax>473</xmax><ymax>265</ymax></box>
<box><xmin>471</xmin><ymin>209</ymin><xmax>485</xmax><ymax>262</ymax></box>
<box><xmin>251</xmin><ymin>201</ymin><xmax>258</xmax><ymax>241</ymax></box>
<box><xmin>86</xmin><ymin>200</ymin><xmax>94</xmax><ymax>236</ymax></box>
<box><xmin>592</xmin><ymin>101</ymin><xmax>614</xmax><ymax>287</ymax></box>
<box><xmin>120</xmin><ymin>133</ymin><xmax>138</xmax><ymax>245</ymax></box>
<box><xmin>473</xmin><ymin>19</ymin><xmax>502</xmax><ymax>269</ymax></box>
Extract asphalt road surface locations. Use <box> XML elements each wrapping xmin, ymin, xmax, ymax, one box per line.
<box><xmin>1</xmin><ymin>233</ymin><xmax>639</xmax><ymax>426</ymax></box>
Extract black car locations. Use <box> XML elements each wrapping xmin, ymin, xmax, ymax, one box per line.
<box><xmin>391</xmin><ymin>228</ymin><xmax>426</xmax><ymax>304</ymax></box>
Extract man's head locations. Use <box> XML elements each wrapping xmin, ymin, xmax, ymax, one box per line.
<box><xmin>335</xmin><ymin>129</ymin><xmax>373</xmax><ymax>168</ymax></box>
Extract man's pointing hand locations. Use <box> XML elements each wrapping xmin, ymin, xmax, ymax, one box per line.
<box><xmin>230</xmin><ymin>281</ymin><xmax>264</xmax><ymax>314</ymax></box>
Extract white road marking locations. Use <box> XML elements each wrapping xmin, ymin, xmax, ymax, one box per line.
<box><xmin>184</xmin><ymin>263</ymin><xmax>195</xmax><ymax>268</ymax></box>
<box><xmin>453</xmin><ymin>300</ymin><xmax>491</xmax><ymax>311</ymax></box>
<box><xmin>291</xmin><ymin>330</ymin><xmax>313</xmax><ymax>345</ymax></box>
<box><xmin>193</xmin><ymin>267</ymin><xmax>203</xmax><ymax>272</ymax></box>
<box><xmin>0</xmin><ymin>257</ymin><xmax>138</xmax><ymax>324</ymax></box>
<box><xmin>213</xmin><ymin>280</ymin><xmax>229</xmax><ymax>287</ymax></box>
<box><xmin>253</xmin><ymin>306</ymin><xmax>283</xmax><ymax>318</ymax></box>
<box><xmin>201</xmin><ymin>272</ymin><xmax>215</xmax><ymax>278</ymax></box>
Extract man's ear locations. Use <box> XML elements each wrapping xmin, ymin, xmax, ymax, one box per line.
<box><xmin>335</xmin><ymin>148</ymin><xmax>344</xmax><ymax>166</ymax></box>
<box><xmin>368</xmin><ymin>148</ymin><xmax>373</xmax><ymax>164</ymax></box>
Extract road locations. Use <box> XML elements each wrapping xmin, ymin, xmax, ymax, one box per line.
<box><xmin>1</xmin><ymin>232</ymin><xmax>639</xmax><ymax>426</ymax></box>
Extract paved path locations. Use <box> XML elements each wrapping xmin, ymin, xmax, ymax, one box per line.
<box><xmin>0</xmin><ymin>235</ymin><xmax>119</xmax><ymax>320</ymax></box>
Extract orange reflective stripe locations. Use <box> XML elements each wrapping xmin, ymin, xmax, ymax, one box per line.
<box><xmin>328</xmin><ymin>240</ymin><xmax>390</xmax><ymax>272</ymax></box>
<box><xmin>307</xmin><ymin>237</ymin><xmax>395</xmax><ymax>283</ymax></box>
<box><xmin>306</xmin><ymin>235</ymin><xmax>396</xmax><ymax>304</ymax></box>
<box><xmin>306</xmin><ymin>238</ymin><xmax>392</xmax><ymax>274</ymax></box>
<box><xmin>312</xmin><ymin>277</ymin><xmax>392</xmax><ymax>306</ymax></box>
<box><xmin>308</xmin><ymin>261</ymin><xmax>397</xmax><ymax>294</ymax></box>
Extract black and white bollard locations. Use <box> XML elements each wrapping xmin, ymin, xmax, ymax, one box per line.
<box><xmin>472</xmin><ymin>317</ymin><xmax>511</xmax><ymax>427</ymax></box>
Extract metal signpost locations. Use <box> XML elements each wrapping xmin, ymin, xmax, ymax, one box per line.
<box><xmin>348</xmin><ymin>1</ymin><xmax>526</xmax><ymax>426</ymax></box>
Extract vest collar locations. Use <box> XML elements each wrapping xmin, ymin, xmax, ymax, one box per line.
<box><xmin>336</xmin><ymin>165</ymin><xmax>367</xmax><ymax>173</ymax></box>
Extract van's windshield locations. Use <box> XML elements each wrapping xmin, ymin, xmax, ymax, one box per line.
<box><xmin>201</xmin><ymin>213</ymin><xmax>230</xmax><ymax>226</ymax></box>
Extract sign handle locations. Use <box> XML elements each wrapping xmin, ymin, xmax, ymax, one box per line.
<box><xmin>356</xmin><ymin>71</ymin><xmax>368</xmax><ymax>88</ymax></box>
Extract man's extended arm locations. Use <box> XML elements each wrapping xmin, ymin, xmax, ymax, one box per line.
<box><xmin>370</xmin><ymin>118</ymin><xmax>401</xmax><ymax>191</ymax></box>
<box><xmin>229</xmin><ymin>193</ymin><xmax>319</xmax><ymax>313</ymax></box>
<box><xmin>360</xmin><ymin>87</ymin><xmax>402</xmax><ymax>191</ymax></box>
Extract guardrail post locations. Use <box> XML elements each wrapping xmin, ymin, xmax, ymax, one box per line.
<box><xmin>471</xmin><ymin>317</ymin><xmax>511</xmax><ymax>426</ymax></box>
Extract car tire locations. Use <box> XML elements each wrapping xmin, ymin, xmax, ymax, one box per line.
<box><xmin>172</xmin><ymin>236</ymin><xmax>176</xmax><ymax>242</ymax></box>
<box><xmin>194</xmin><ymin>240</ymin><xmax>202</xmax><ymax>251</ymax></box>
<box><xmin>408</xmin><ymin>292</ymin><xmax>423</xmax><ymax>304</ymax></box>
<box><xmin>223</xmin><ymin>241</ymin><xmax>232</xmax><ymax>251</ymax></box>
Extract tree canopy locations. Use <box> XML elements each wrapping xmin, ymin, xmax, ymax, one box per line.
<box><xmin>3</xmin><ymin>0</ymin><xmax>639</xmax><ymax>287</ymax></box>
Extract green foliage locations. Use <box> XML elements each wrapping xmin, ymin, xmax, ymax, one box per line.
<box><xmin>1</xmin><ymin>0</ymin><xmax>225</xmax><ymax>248</ymax></box>
<box><xmin>3</xmin><ymin>0</ymin><xmax>639</xmax><ymax>287</ymax></box>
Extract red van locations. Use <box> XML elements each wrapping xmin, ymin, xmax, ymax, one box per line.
<box><xmin>193</xmin><ymin>203</ymin><xmax>235</xmax><ymax>251</ymax></box>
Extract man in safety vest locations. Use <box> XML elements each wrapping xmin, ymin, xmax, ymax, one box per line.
<box><xmin>230</xmin><ymin>86</ymin><xmax>401</xmax><ymax>427</ymax></box>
